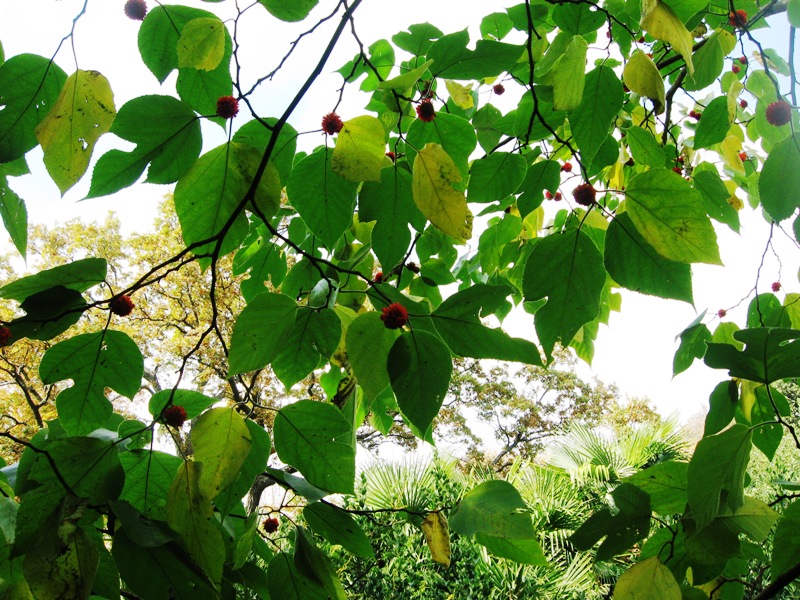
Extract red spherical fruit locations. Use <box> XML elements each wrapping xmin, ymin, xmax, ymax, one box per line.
<box><xmin>0</xmin><ymin>326</ymin><xmax>11</xmax><ymax>348</ymax></box>
<box><xmin>110</xmin><ymin>294</ymin><xmax>135</xmax><ymax>316</ymax></box>
<box><xmin>766</xmin><ymin>101</ymin><xmax>792</xmax><ymax>126</ymax></box>
<box><xmin>677</xmin><ymin>156</ymin><xmax>685</xmax><ymax>164</ymax></box>
<box><xmin>717</xmin><ymin>309</ymin><xmax>727</xmax><ymax>318</ymax></box>
<box><xmin>638</xmin><ymin>36</ymin><xmax>645</xmax><ymax>43</ymax></box>
<box><xmin>572</xmin><ymin>183</ymin><xmax>596</xmax><ymax>206</ymax></box>
<box><xmin>380</xmin><ymin>303</ymin><xmax>409</xmax><ymax>329</ymax></box>
<box><xmin>263</xmin><ymin>517</ymin><xmax>279</xmax><ymax>534</ymax></box>
<box><xmin>385</xmin><ymin>151</ymin><xmax>396</xmax><ymax>162</ymax></box>
<box><xmin>739</xmin><ymin>56</ymin><xmax>747</xmax><ymax>64</ymax></box>
<box><xmin>374</xmin><ymin>271</ymin><xmax>384</xmax><ymax>284</ymax></box>
<box><xmin>416</xmin><ymin>99</ymin><xmax>436</xmax><ymax>122</ymax></box>
<box><xmin>554</xmin><ymin>192</ymin><xmax>563</xmax><ymax>201</ymax></box>
<box><xmin>545</xmin><ymin>190</ymin><xmax>554</xmax><ymax>200</ymax></box>
<box><xmin>124</xmin><ymin>0</ymin><xmax>147</xmax><ymax>20</ymax></box>
<box><xmin>772</xmin><ymin>281</ymin><xmax>782</xmax><ymax>292</ymax></box>
<box><xmin>321</xmin><ymin>112</ymin><xmax>344</xmax><ymax>135</ymax></box>
<box><xmin>739</xmin><ymin>152</ymin><xmax>748</xmax><ymax>161</ymax></box>
<box><xmin>731</xmin><ymin>64</ymin><xmax>741</xmax><ymax>74</ymax></box>
<box><xmin>493</xmin><ymin>83</ymin><xmax>505</xmax><ymax>95</ymax></box>
<box><xmin>672</xmin><ymin>166</ymin><xmax>682</xmax><ymax>174</ymax></box>
<box><xmin>216</xmin><ymin>96</ymin><xmax>239</xmax><ymax>119</ymax></box>
<box><xmin>740</xmin><ymin>99</ymin><xmax>748</xmax><ymax>108</ymax></box>
<box><xmin>728</xmin><ymin>10</ymin><xmax>748</xmax><ymax>28</ymax></box>
<box><xmin>163</xmin><ymin>405</ymin><xmax>188</xmax><ymax>428</ymax></box>
<box><xmin>406</xmin><ymin>261</ymin><xmax>420</xmax><ymax>274</ymax></box>
<box><xmin>561</xmin><ymin>162</ymin><xmax>573</xmax><ymax>172</ymax></box>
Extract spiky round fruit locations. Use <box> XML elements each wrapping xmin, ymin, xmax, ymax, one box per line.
<box><xmin>718</xmin><ymin>309</ymin><xmax>727</xmax><ymax>318</ymax></box>
<box><xmin>263</xmin><ymin>517</ymin><xmax>279</xmax><ymax>533</ymax></box>
<box><xmin>216</xmin><ymin>96</ymin><xmax>239</xmax><ymax>119</ymax></box>
<box><xmin>572</xmin><ymin>183</ymin><xmax>596</xmax><ymax>206</ymax></box>
<box><xmin>772</xmin><ymin>281</ymin><xmax>782</xmax><ymax>292</ymax></box>
<box><xmin>110</xmin><ymin>294</ymin><xmax>135</xmax><ymax>316</ymax></box>
<box><xmin>766</xmin><ymin>101</ymin><xmax>792</xmax><ymax>126</ymax></box>
<box><xmin>124</xmin><ymin>0</ymin><xmax>147</xmax><ymax>20</ymax></box>
<box><xmin>163</xmin><ymin>405</ymin><xmax>187</xmax><ymax>428</ymax></box>
<box><xmin>416</xmin><ymin>99</ymin><xmax>436</xmax><ymax>122</ymax></box>
<box><xmin>728</xmin><ymin>10</ymin><xmax>748</xmax><ymax>27</ymax></box>
<box><xmin>0</xmin><ymin>326</ymin><xmax>11</xmax><ymax>348</ymax></box>
<box><xmin>561</xmin><ymin>162</ymin><xmax>573</xmax><ymax>172</ymax></box>
<box><xmin>321</xmin><ymin>112</ymin><xmax>344</xmax><ymax>135</ymax></box>
<box><xmin>493</xmin><ymin>84</ymin><xmax>505</xmax><ymax>95</ymax></box>
<box><xmin>380</xmin><ymin>303</ymin><xmax>409</xmax><ymax>329</ymax></box>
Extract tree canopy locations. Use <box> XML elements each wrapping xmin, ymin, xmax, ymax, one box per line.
<box><xmin>0</xmin><ymin>0</ymin><xmax>799</xmax><ymax>598</ymax></box>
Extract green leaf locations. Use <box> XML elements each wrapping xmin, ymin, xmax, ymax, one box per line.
<box><xmin>427</xmin><ymin>29</ymin><xmax>523</xmax><ymax>80</ymax></box>
<box><xmin>215</xmin><ymin>419</ymin><xmax>270</xmax><ymax>517</ymax></box>
<box><xmin>625</xmin><ymin>461</ymin><xmax>688</xmax><ymax>515</ymax></box>
<box><xmin>625</xmin><ymin>169</ymin><xmax>722</xmax><ymax>264</ymax></box>
<box><xmin>685</xmin><ymin>31</ymin><xmax>730</xmax><ymax>91</ymax></box>
<box><xmin>704</xmin><ymin>328</ymin><xmax>800</xmax><ymax>383</ymax></box>
<box><xmin>148</xmin><ymin>389</ymin><xmax>217</xmax><ymax>420</ymax></box>
<box><xmin>258</xmin><ymin>0</ymin><xmax>318</xmax><ymax>21</ymax></box>
<box><xmin>517</xmin><ymin>160</ymin><xmax>561</xmax><ymax>216</ymax></box>
<box><xmin>552</xmin><ymin>36</ymin><xmax>588</xmax><ymax>111</ymax></box>
<box><xmin>716</xmin><ymin>496</ymin><xmax>778</xmax><ymax>542</ymax></box>
<box><xmin>331</xmin><ymin>116</ymin><xmax>386</xmax><ymax>183</ymax></box>
<box><xmin>406</xmin><ymin>112</ymin><xmax>477</xmax><ymax>178</ymax></box>
<box><xmin>376</xmin><ymin>59</ymin><xmax>434</xmax><ymax>91</ymax></box>
<box><xmin>626</xmin><ymin>126</ymin><xmax>666</xmax><ymax>167</ymax></box>
<box><xmin>0</xmin><ymin>257</ymin><xmax>106</xmax><ymax>302</ymax></box>
<box><xmin>30</xmin><ymin>437</ymin><xmax>123</xmax><ymax>504</ymax></box>
<box><xmin>553</xmin><ymin>2</ymin><xmax>606</xmax><ymax>34</ymax></box>
<box><xmin>790</xmin><ymin>0</ymin><xmax>800</xmax><ymax>27</ymax></box>
<box><xmin>273</xmin><ymin>400</ymin><xmax>355</xmax><ymax>494</ymax></box>
<box><xmin>673</xmin><ymin>323</ymin><xmax>711</xmax><ymax>376</ymax></box>
<box><xmin>228</xmin><ymin>292</ymin><xmax>298</xmax><ymax>376</ymax></box>
<box><xmin>233</xmin><ymin>118</ymin><xmax>298</xmax><ymax>186</ymax></box>
<box><xmin>412</xmin><ymin>143</ymin><xmax>473</xmax><ymax>243</ymax></box>
<box><xmin>605</xmin><ymin>212</ymin><xmax>693</xmax><ymax>303</ymax></box>
<box><xmin>303</xmin><ymin>503</ymin><xmax>374</xmax><ymax>558</ymax></box>
<box><xmin>359</xmin><ymin>167</ymin><xmax>424</xmax><ymax>270</ymax></box>
<box><xmin>139</xmin><ymin>5</ymin><xmax>219</xmax><ymax>82</ymax></box>
<box><xmin>614</xmin><ymin>556</ymin><xmax>681</xmax><ymax>599</ymax></box>
<box><xmin>772</xmin><ymin>500</ymin><xmax>800</xmax><ymax>580</ymax></box>
<box><xmin>287</xmin><ymin>148</ymin><xmax>359</xmax><ymax>249</ymax></box>
<box><xmin>523</xmin><ymin>229</ymin><xmax>606</xmax><ymax>359</ymax></box>
<box><xmin>623</xmin><ymin>51</ymin><xmax>665</xmax><ymax>113</ymax></box>
<box><xmin>34</xmin><ymin>70</ymin><xmax>115</xmax><ymax>194</ymax></box>
<box><xmin>450</xmin><ymin>480</ymin><xmax>546</xmax><ymax>565</ymax></box>
<box><xmin>393</xmin><ymin>23</ymin><xmax>443</xmax><ymax>56</ymax></box>
<box><xmin>0</xmin><ymin>54</ymin><xmax>67</xmax><ymax>163</ymax></box>
<box><xmin>692</xmin><ymin>168</ymin><xmax>740</xmax><ymax>232</ymax></box>
<box><xmin>174</xmin><ymin>142</ymin><xmax>281</xmax><ymax>260</ymax></box>
<box><xmin>268</xmin><ymin>552</ymin><xmax>327</xmax><ymax>600</ymax></box>
<box><xmin>40</xmin><ymin>330</ymin><xmax>143</xmax><ymax>435</ymax></box>
<box><xmin>432</xmin><ymin>284</ymin><xmax>542</xmax><ymax>364</ymax></box>
<box><xmin>0</xmin><ymin>175</ymin><xmax>27</xmax><ymax>257</ymax></box>
<box><xmin>388</xmin><ymin>330</ymin><xmax>453</xmax><ymax>436</ymax></box>
<box><xmin>759</xmin><ymin>133</ymin><xmax>800</xmax><ymax>222</ymax></box>
<box><xmin>87</xmin><ymin>95</ymin><xmax>201</xmax><ymax>198</ymax></box>
<box><xmin>694</xmin><ymin>97</ymin><xmax>730</xmax><ymax>150</ymax></box>
<box><xmin>467</xmin><ymin>152</ymin><xmax>527</xmax><ymax>203</ymax></box>
<box><xmin>687</xmin><ymin>424</ymin><xmax>752</xmax><ymax>529</ymax></box>
<box><xmin>747</xmin><ymin>293</ymin><xmax>788</xmax><ymax>328</ymax></box>
<box><xmin>166</xmin><ymin>461</ymin><xmax>224</xmax><ymax>587</ymax></box>
<box><xmin>191</xmin><ymin>407</ymin><xmax>252</xmax><ymax>500</ymax></box>
<box><xmin>294</xmin><ymin>526</ymin><xmax>347</xmax><ymax>600</ymax></box>
<box><xmin>346</xmin><ymin>312</ymin><xmax>400</xmax><ymax>400</ymax></box>
<box><xmin>112</xmin><ymin>529</ymin><xmax>217</xmax><ymax>600</ymax></box>
<box><xmin>570</xmin><ymin>67</ymin><xmax>624</xmax><ymax>166</ymax></box>
<box><xmin>704</xmin><ymin>380</ymin><xmax>738</xmax><ymax>437</ymax></box>
<box><xmin>119</xmin><ymin>450</ymin><xmax>183</xmax><ymax>520</ymax></box>
<box><xmin>272</xmin><ymin>308</ymin><xmax>342</xmax><ymax>389</ymax></box>
<box><xmin>177</xmin><ymin>17</ymin><xmax>226</xmax><ymax>71</ymax></box>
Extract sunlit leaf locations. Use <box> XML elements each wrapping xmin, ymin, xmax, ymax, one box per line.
<box><xmin>640</xmin><ymin>0</ymin><xmax>694</xmax><ymax>74</ymax></box>
<box><xmin>331</xmin><ymin>115</ymin><xmax>386</xmax><ymax>183</ymax></box>
<box><xmin>177</xmin><ymin>17</ymin><xmax>226</xmax><ymax>71</ymax></box>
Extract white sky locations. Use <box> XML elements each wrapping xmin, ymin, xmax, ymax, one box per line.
<box><xmin>1</xmin><ymin>1</ymin><xmax>797</xmax><ymax>426</ymax></box>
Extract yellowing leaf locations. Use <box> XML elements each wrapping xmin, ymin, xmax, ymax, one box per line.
<box><xmin>623</xmin><ymin>51</ymin><xmax>665</xmax><ymax>114</ymax></box>
<box><xmin>445</xmin><ymin>80</ymin><xmax>474</xmax><ymax>109</ymax></box>
<box><xmin>728</xmin><ymin>78</ymin><xmax>745</xmax><ymax>121</ymax></box>
<box><xmin>614</xmin><ymin>556</ymin><xmax>681</xmax><ymax>599</ymax></box>
<box><xmin>640</xmin><ymin>0</ymin><xmax>694</xmax><ymax>74</ymax></box>
<box><xmin>177</xmin><ymin>17</ymin><xmax>227</xmax><ymax>71</ymax></box>
<box><xmin>377</xmin><ymin>59</ymin><xmax>434</xmax><ymax>90</ymax></box>
<box><xmin>720</xmin><ymin>135</ymin><xmax>746</xmax><ymax>174</ymax></box>
<box><xmin>331</xmin><ymin>115</ymin><xmax>386</xmax><ymax>183</ymax></box>
<box><xmin>35</xmin><ymin>70</ymin><xmax>116</xmax><ymax>194</ymax></box>
<box><xmin>412</xmin><ymin>143</ymin><xmax>473</xmax><ymax>243</ymax></box>
<box><xmin>552</xmin><ymin>36</ymin><xmax>588</xmax><ymax>111</ymax></box>
<box><xmin>421</xmin><ymin>512</ymin><xmax>451</xmax><ymax>567</ymax></box>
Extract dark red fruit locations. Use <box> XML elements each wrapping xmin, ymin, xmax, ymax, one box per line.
<box><xmin>406</xmin><ymin>261</ymin><xmax>420</xmax><ymax>274</ymax></box>
<box><xmin>0</xmin><ymin>326</ymin><xmax>11</xmax><ymax>347</ymax></box>
<box><xmin>263</xmin><ymin>517</ymin><xmax>279</xmax><ymax>533</ymax></box>
<box><xmin>374</xmin><ymin>271</ymin><xmax>385</xmax><ymax>284</ymax></box>
<box><xmin>110</xmin><ymin>295</ymin><xmax>135</xmax><ymax>316</ymax></box>
<box><xmin>766</xmin><ymin>101</ymin><xmax>792</xmax><ymax>126</ymax></box>
<box><xmin>718</xmin><ymin>309</ymin><xmax>727</xmax><ymax>318</ymax></box>
<box><xmin>561</xmin><ymin>162</ymin><xmax>573</xmax><ymax>172</ymax></box>
<box><xmin>732</xmin><ymin>64</ymin><xmax>741</xmax><ymax>74</ymax></box>
<box><xmin>493</xmin><ymin>84</ymin><xmax>505</xmax><ymax>95</ymax></box>
<box><xmin>321</xmin><ymin>112</ymin><xmax>344</xmax><ymax>135</ymax></box>
<box><xmin>739</xmin><ymin>56</ymin><xmax>747</xmax><ymax>64</ymax></box>
<box><xmin>740</xmin><ymin>99</ymin><xmax>748</xmax><ymax>108</ymax></box>
<box><xmin>386</xmin><ymin>151</ymin><xmax>396</xmax><ymax>162</ymax></box>
<box><xmin>729</xmin><ymin>10</ymin><xmax>748</xmax><ymax>28</ymax></box>
<box><xmin>216</xmin><ymin>96</ymin><xmax>239</xmax><ymax>119</ymax></box>
<box><xmin>380</xmin><ymin>303</ymin><xmax>409</xmax><ymax>329</ymax></box>
<box><xmin>416</xmin><ymin>99</ymin><xmax>436</xmax><ymax>122</ymax></box>
<box><xmin>163</xmin><ymin>405</ymin><xmax>187</xmax><ymax>428</ymax></box>
<box><xmin>572</xmin><ymin>183</ymin><xmax>596</xmax><ymax>206</ymax></box>
<box><xmin>772</xmin><ymin>281</ymin><xmax>782</xmax><ymax>292</ymax></box>
<box><xmin>124</xmin><ymin>0</ymin><xmax>147</xmax><ymax>20</ymax></box>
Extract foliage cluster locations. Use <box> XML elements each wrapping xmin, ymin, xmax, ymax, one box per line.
<box><xmin>0</xmin><ymin>0</ymin><xmax>798</xmax><ymax>598</ymax></box>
